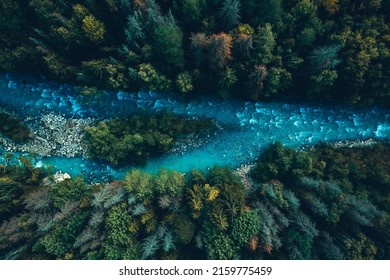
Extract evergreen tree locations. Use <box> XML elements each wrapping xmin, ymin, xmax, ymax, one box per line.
<box><xmin>218</xmin><ymin>0</ymin><xmax>241</xmax><ymax>30</ymax></box>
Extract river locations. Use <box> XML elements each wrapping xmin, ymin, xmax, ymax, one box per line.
<box><xmin>1</xmin><ymin>73</ymin><xmax>389</xmax><ymax>182</ymax></box>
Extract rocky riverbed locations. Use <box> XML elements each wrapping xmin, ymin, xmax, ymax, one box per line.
<box><xmin>0</xmin><ymin>111</ymin><xmax>95</xmax><ymax>158</ymax></box>
<box><xmin>234</xmin><ymin>164</ymin><xmax>255</xmax><ymax>192</ymax></box>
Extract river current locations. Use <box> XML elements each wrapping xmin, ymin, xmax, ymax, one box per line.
<box><xmin>1</xmin><ymin>73</ymin><xmax>389</xmax><ymax>181</ymax></box>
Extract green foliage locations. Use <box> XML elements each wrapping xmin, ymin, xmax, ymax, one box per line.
<box><xmin>176</xmin><ymin>72</ymin><xmax>194</xmax><ymax>94</ymax></box>
<box><xmin>179</xmin><ymin>0</ymin><xmax>203</xmax><ymax>24</ymax></box>
<box><xmin>252</xmin><ymin>24</ymin><xmax>275</xmax><ymax>66</ymax></box>
<box><xmin>103</xmin><ymin>238</ymin><xmax>141</xmax><ymax>260</ymax></box>
<box><xmin>103</xmin><ymin>202</ymin><xmax>142</xmax><ymax>259</ymax></box>
<box><xmin>137</xmin><ymin>63</ymin><xmax>172</xmax><ymax>92</ymax></box>
<box><xmin>81</xmin><ymin>59</ymin><xmax>127</xmax><ymax>89</ymax></box>
<box><xmin>209</xmin><ymin>166</ymin><xmax>242</xmax><ymax>187</ymax></box>
<box><xmin>82</xmin><ymin>15</ymin><xmax>106</xmax><ymax>43</ymax></box>
<box><xmin>153</xmin><ymin>20</ymin><xmax>185</xmax><ymax>69</ymax></box>
<box><xmin>309</xmin><ymin>45</ymin><xmax>341</xmax><ymax>71</ymax></box>
<box><xmin>231</xmin><ymin>210</ymin><xmax>260</xmax><ymax>246</ymax></box>
<box><xmin>255</xmin><ymin>202</ymin><xmax>285</xmax><ymax>251</ymax></box>
<box><xmin>84</xmin><ymin>113</ymin><xmax>214</xmax><ymax>166</ymax></box>
<box><xmin>0</xmin><ymin>176</ymin><xmax>23</xmax><ymax>217</ymax></box>
<box><xmin>210</xmin><ymin>205</ymin><xmax>229</xmax><ymax>231</ymax></box>
<box><xmin>125</xmin><ymin>11</ymin><xmax>144</xmax><ymax>48</ymax></box>
<box><xmin>0</xmin><ymin>143</ymin><xmax>390</xmax><ymax>259</ymax></box>
<box><xmin>0</xmin><ymin>113</ymin><xmax>31</xmax><ymax>143</ymax></box>
<box><xmin>344</xmin><ymin>233</ymin><xmax>377</xmax><ymax>260</ymax></box>
<box><xmin>173</xmin><ymin>214</ymin><xmax>195</xmax><ymax>245</ymax></box>
<box><xmin>285</xmin><ymin>229</ymin><xmax>313</xmax><ymax>260</ymax></box>
<box><xmin>0</xmin><ymin>0</ymin><xmax>387</xmax><ymax>106</ymax></box>
<box><xmin>250</xmin><ymin>142</ymin><xmax>390</xmax><ymax>259</ymax></box>
<box><xmin>141</xmin><ymin>233</ymin><xmax>160</xmax><ymax>259</ymax></box>
<box><xmin>51</xmin><ymin>177</ymin><xmax>92</xmax><ymax>208</ymax></box>
<box><xmin>0</xmin><ymin>0</ymin><xmax>22</xmax><ymax>36</ymax></box>
<box><xmin>203</xmin><ymin>221</ymin><xmax>236</xmax><ymax>259</ymax></box>
<box><xmin>124</xmin><ymin>170</ymin><xmax>154</xmax><ymax>201</ymax></box>
<box><xmin>250</xmin><ymin>142</ymin><xmax>313</xmax><ymax>183</ymax></box>
<box><xmin>106</xmin><ymin>203</ymin><xmax>132</xmax><ymax>245</ymax></box>
<box><xmin>258</xmin><ymin>0</ymin><xmax>283</xmax><ymax>24</ymax></box>
<box><xmin>218</xmin><ymin>67</ymin><xmax>238</xmax><ymax>90</ymax></box>
<box><xmin>154</xmin><ymin>169</ymin><xmax>185</xmax><ymax>196</ymax></box>
<box><xmin>37</xmin><ymin>213</ymin><xmax>88</xmax><ymax>258</ymax></box>
<box><xmin>219</xmin><ymin>0</ymin><xmax>241</xmax><ymax>30</ymax></box>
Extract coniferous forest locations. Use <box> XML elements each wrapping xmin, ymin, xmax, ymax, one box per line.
<box><xmin>0</xmin><ymin>143</ymin><xmax>389</xmax><ymax>260</ymax></box>
<box><xmin>0</xmin><ymin>0</ymin><xmax>390</xmax><ymax>260</ymax></box>
<box><xmin>1</xmin><ymin>0</ymin><xmax>389</xmax><ymax>106</ymax></box>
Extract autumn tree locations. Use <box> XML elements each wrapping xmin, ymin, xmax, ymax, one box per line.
<box><xmin>208</xmin><ymin>33</ymin><xmax>233</xmax><ymax>70</ymax></box>
<box><xmin>190</xmin><ymin>33</ymin><xmax>210</xmax><ymax>66</ymax></box>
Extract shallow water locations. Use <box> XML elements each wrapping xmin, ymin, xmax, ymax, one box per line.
<box><xmin>1</xmin><ymin>73</ymin><xmax>389</xmax><ymax>181</ymax></box>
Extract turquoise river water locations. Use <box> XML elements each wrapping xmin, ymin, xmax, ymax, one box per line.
<box><xmin>1</xmin><ymin>73</ymin><xmax>389</xmax><ymax>181</ymax></box>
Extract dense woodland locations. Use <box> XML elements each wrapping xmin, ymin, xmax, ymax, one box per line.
<box><xmin>1</xmin><ymin>0</ymin><xmax>390</xmax><ymax>260</ymax></box>
<box><xmin>1</xmin><ymin>0</ymin><xmax>389</xmax><ymax>106</ymax></box>
<box><xmin>0</xmin><ymin>143</ymin><xmax>389</xmax><ymax>260</ymax></box>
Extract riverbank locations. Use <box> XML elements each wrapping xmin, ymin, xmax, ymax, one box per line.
<box><xmin>0</xmin><ymin>110</ymin><xmax>95</xmax><ymax>158</ymax></box>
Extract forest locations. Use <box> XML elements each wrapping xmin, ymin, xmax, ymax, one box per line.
<box><xmin>1</xmin><ymin>0</ymin><xmax>390</xmax><ymax>261</ymax></box>
<box><xmin>0</xmin><ymin>143</ymin><xmax>389</xmax><ymax>260</ymax></box>
<box><xmin>0</xmin><ymin>0</ymin><xmax>389</xmax><ymax>106</ymax></box>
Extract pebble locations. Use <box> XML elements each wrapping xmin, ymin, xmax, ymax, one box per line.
<box><xmin>0</xmin><ymin>111</ymin><xmax>95</xmax><ymax>158</ymax></box>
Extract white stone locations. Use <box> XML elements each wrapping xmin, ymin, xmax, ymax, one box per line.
<box><xmin>53</xmin><ymin>171</ymin><xmax>71</xmax><ymax>183</ymax></box>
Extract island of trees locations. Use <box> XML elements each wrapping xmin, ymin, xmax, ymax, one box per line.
<box><xmin>84</xmin><ymin>112</ymin><xmax>215</xmax><ymax>166</ymax></box>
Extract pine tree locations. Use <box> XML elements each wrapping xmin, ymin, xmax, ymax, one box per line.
<box><xmin>307</xmin><ymin>195</ymin><xmax>329</xmax><ymax>218</ymax></box>
<box><xmin>283</xmin><ymin>189</ymin><xmax>300</xmax><ymax>210</ymax></box>
<box><xmin>53</xmin><ymin>201</ymin><xmax>79</xmax><ymax>222</ymax></box>
<box><xmin>146</xmin><ymin>0</ymin><xmax>163</xmax><ymax>30</ymax></box>
<box><xmin>219</xmin><ymin>0</ymin><xmax>241</xmax><ymax>30</ymax></box>
<box><xmin>210</xmin><ymin>205</ymin><xmax>229</xmax><ymax>231</ymax></box>
<box><xmin>91</xmin><ymin>185</ymin><xmax>111</xmax><ymax>209</ymax></box>
<box><xmin>74</xmin><ymin>227</ymin><xmax>97</xmax><ymax>248</ymax></box>
<box><xmin>255</xmin><ymin>202</ymin><xmax>283</xmax><ymax>250</ymax></box>
<box><xmin>309</xmin><ymin>45</ymin><xmax>341</xmax><ymax>71</ymax></box>
<box><xmin>162</xmin><ymin>230</ymin><xmax>176</xmax><ymax>252</ymax></box>
<box><xmin>89</xmin><ymin>210</ymin><xmax>104</xmax><ymax>228</ymax></box>
<box><xmin>152</xmin><ymin>19</ymin><xmax>185</xmax><ymax>69</ymax></box>
<box><xmin>346</xmin><ymin>195</ymin><xmax>380</xmax><ymax>226</ymax></box>
<box><xmin>141</xmin><ymin>233</ymin><xmax>160</xmax><ymax>259</ymax></box>
<box><xmin>249</xmin><ymin>65</ymin><xmax>268</xmax><ymax>90</ymax></box>
<box><xmin>23</xmin><ymin>188</ymin><xmax>52</xmax><ymax>211</ymax></box>
<box><xmin>125</xmin><ymin>11</ymin><xmax>145</xmax><ymax>49</ymax></box>
<box><xmin>103</xmin><ymin>187</ymin><xmax>125</xmax><ymax>209</ymax></box>
<box><xmin>132</xmin><ymin>203</ymin><xmax>147</xmax><ymax>216</ymax></box>
<box><xmin>292</xmin><ymin>211</ymin><xmax>319</xmax><ymax>238</ymax></box>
